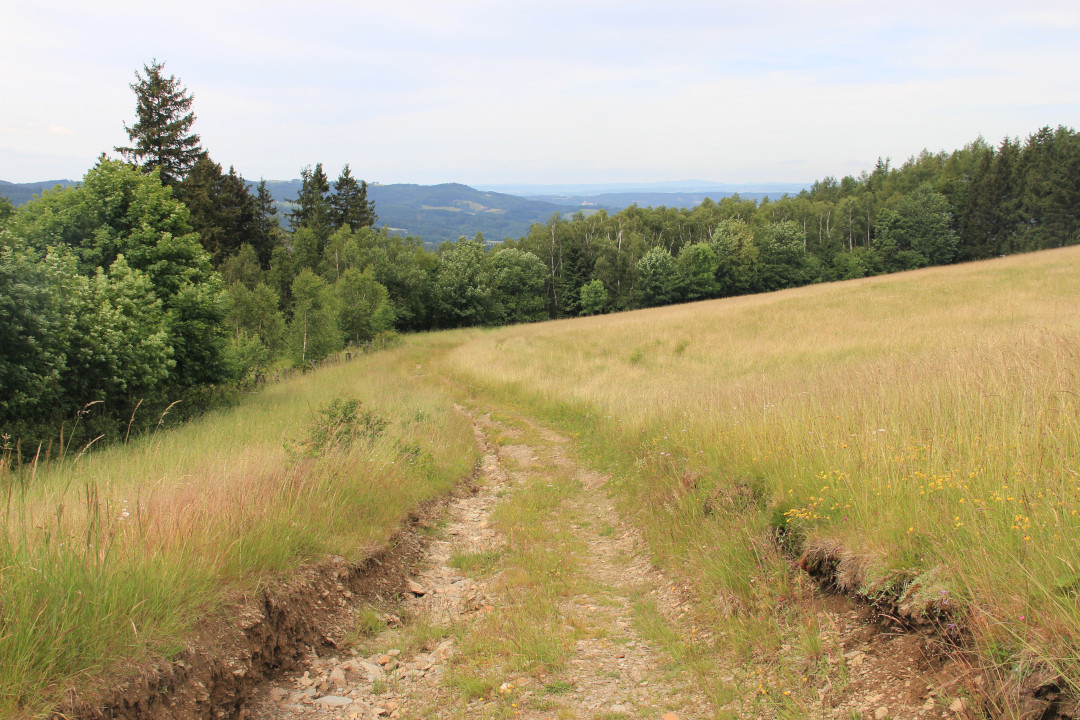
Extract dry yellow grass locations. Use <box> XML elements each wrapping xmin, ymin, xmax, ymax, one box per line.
<box><xmin>0</xmin><ymin>340</ymin><xmax>478</xmax><ymax>716</ymax></box>
<box><xmin>5</xmin><ymin>247</ymin><xmax>1078</xmax><ymax>716</ymax></box>
<box><xmin>442</xmin><ymin>246</ymin><xmax>1080</xmax><ymax>694</ymax></box>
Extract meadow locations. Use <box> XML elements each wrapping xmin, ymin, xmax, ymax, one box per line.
<box><xmin>3</xmin><ymin>245</ymin><xmax>1078</xmax><ymax>717</ymax></box>
<box><xmin>0</xmin><ymin>340</ymin><xmax>477</xmax><ymax>716</ymax></box>
<box><xmin>442</xmin><ymin>246</ymin><xmax>1080</xmax><ymax>705</ymax></box>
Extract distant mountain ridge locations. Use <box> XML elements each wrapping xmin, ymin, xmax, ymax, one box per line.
<box><xmin>0</xmin><ymin>179</ymin><xmax>77</xmax><ymax>205</ymax></box>
<box><xmin>478</xmin><ymin>179</ymin><xmax>808</xmax><ymax>195</ymax></box>
<box><xmin>255</xmin><ymin>180</ymin><xmax>801</xmax><ymax>245</ymax></box>
<box><xmin>524</xmin><ymin>191</ymin><xmax>782</xmax><ymax>210</ymax></box>
<box><xmin>3</xmin><ymin>178</ymin><xmax>806</xmax><ymax>246</ymax></box>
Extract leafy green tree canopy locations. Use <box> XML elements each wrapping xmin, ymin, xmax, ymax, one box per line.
<box><xmin>675</xmin><ymin>243</ymin><xmax>718</xmax><ymax>301</ymax></box>
<box><xmin>8</xmin><ymin>159</ymin><xmax>228</xmax><ymax>389</ymax></box>
<box><xmin>334</xmin><ymin>267</ymin><xmax>394</xmax><ymax>344</ymax></box>
<box><xmin>578</xmin><ymin>279</ymin><xmax>608</xmax><ymax>316</ymax></box>
<box><xmin>432</xmin><ymin>238</ymin><xmax>496</xmax><ymax>327</ymax></box>
<box><xmin>488</xmin><ymin>248</ymin><xmax>548</xmax><ymax>324</ymax></box>
<box><xmin>288</xmin><ymin>269</ymin><xmax>341</xmax><ymax>367</ymax></box>
<box><xmin>635</xmin><ymin>246</ymin><xmax>677</xmax><ymax>307</ymax></box>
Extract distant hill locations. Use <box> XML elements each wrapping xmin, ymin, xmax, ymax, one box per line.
<box><xmin>0</xmin><ymin>179</ymin><xmax>77</xmax><ymax>205</ymax></box>
<box><xmin>258</xmin><ymin>181</ymin><xmax>574</xmax><ymax>246</ymax></box>
<box><xmin>258</xmin><ymin>181</ymin><xmax>798</xmax><ymax>245</ymax></box>
<box><xmin>5</xmin><ymin>177</ymin><xmax>804</xmax><ymax>247</ymax></box>
<box><xmin>478</xmin><ymin>180</ymin><xmax>808</xmax><ymax>195</ymax></box>
<box><xmin>526</xmin><ymin>191</ymin><xmax>781</xmax><ymax>211</ymax></box>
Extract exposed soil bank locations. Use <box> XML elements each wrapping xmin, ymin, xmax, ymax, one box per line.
<box><xmin>53</xmin><ymin>504</ymin><xmax>453</xmax><ymax>720</ymax></box>
<box><xmin>798</xmin><ymin>540</ymin><xmax>1080</xmax><ymax>719</ymax></box>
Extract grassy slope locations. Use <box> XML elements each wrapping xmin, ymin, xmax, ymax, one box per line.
<box><xmin>441</xmin><ymin>246</ymin><xmax>1080</xmax><ymax>697</ymax></box>
<box><xmin>5</xmin><ymin>246</ymin><xmax>1078</xmax><ymax>716</ymax></box>
<box><xmin>0</xmin><ymin>339</ymin><xmax>477</xmax><ymax>717</ymax></box>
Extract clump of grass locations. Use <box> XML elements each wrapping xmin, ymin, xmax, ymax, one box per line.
<box><xmin>353</xmin><ymin>606</ymin><xmax>387</xmax><ymax>638</ymax></box>
<box><xmin>544</xmin><ymin>679</ymin><xmax>573</xmax><ymax>694</ymax></box>
<box><xmin>448</xmin><ymin>549</ymin><xmax>503</xmax><ymax>576</ymax></box>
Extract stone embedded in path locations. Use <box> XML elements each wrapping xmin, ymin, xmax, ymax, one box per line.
<box><xmin>314</xmin><ymin>695</ymin><xmax>354</xmax><ymax>707</ymax></box>
<box><xmin>406</xmin><ymin>579</ymin><xmax>427</xmax><ymax>595</ymax></box>
<box><xmin>662</xmin><ymin>713</ymin><xmax>680</xmax><ymax>720</ymax></box>
<box><xmin>359</xmin><ymin>660</ymin><xmax>386</xmax><ymax>681</ymax></box>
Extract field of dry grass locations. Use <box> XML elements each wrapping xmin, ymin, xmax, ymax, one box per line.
<box><xmin>0</xmin><ymin>342</ymin><xmax>477</xmax><ymax>716</ymax></box>
<box><xmin>442</xmin><ymin>246</ymin><xmax>1080</xmax><ymax>708</ymax></box>
<box><xmin>5</xmin><ymin>246</ymin><xmax>1078</xmax><ymax>718</ymax></box>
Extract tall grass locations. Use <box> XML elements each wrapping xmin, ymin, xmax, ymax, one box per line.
<box><xmin>441</xmin><ymin>247</ymin><xmax>1080</xmax><ymax>692</ymax></box>
<box><xmin>0</xmin><ymin>339</ymin><xmax>477</xmax><ymax>716</ymax></box>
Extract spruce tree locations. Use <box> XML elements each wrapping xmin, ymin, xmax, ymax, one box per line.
<box><xmin>250</xmin><ymin>180</ymin><xmax>281</xmax><ymax>269</ymax></box>
<box><xmin>288</xmin><ymin>163</ymin><xmax>332</xmax><ymax>238</ymax></box>
<box><xmin>175</xmin><ymin>156</ymin><xmax>256</xmax><ymax>265</ymax></box>
<box><xmin>116</xmin><ymin>60</ymin><xmax>203</xmax><ymax>186</ymax></box>
<box><xmin>329</xmin><ymin>164</ymin><xmax>377</xmax><ymax>230</ymax></box>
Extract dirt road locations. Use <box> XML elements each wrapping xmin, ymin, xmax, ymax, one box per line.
<box><xmin>244</xmin><ymin>408</ymin><xmax>960</xmax><ymax>720</ymax></box>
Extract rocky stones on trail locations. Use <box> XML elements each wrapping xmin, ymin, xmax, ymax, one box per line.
<box><xmin>313</xmin><ymin>695</ymin><xmax>353</xmax><ymax>707</ymax></box>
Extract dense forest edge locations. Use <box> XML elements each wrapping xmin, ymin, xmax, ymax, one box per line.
<box><xmin>1</xmin><ymin>59</ymin><xmax>1079</xmax><ymax>450</ymax></box>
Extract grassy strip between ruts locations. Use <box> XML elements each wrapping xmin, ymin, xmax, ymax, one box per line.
<box><xmin>0</xmin><ymin>338</ymin><xmax>478</xmax><ymax>718</ymax></box>
<box><xmin>443</xmin><ymin>412</ymin><xmax>588</xmax><ymax>714</ymax></box>
<box><xmin>439</xmin><ymin>246</ymin><xmax>1080</xmax><ymax>713</ymax></box>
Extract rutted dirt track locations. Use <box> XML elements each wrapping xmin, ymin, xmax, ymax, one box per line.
<box><xmin>60</xmin><ymin>407</ymin><xmax>976</xmax><ymax>720</ymax></box>
<box><xmin>238</xmin><ymin>409</ymin><xmax>964</xmax><ymax>720</ymax></box>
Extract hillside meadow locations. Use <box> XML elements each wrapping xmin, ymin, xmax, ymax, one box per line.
<box><xmin>441</xmin><ymin>246</ymin><xmax>1080</xmax><ymax>702</ymax></box>
<box><xmin>3</xmin><ymin>245</ymin><xmax>1079</xmax><ymax>716</ymax></box>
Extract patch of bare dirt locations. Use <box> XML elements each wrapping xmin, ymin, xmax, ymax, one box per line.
<box><xmin>54</xmin><ymin>495</ymin><xmax>460</xmax><ymax>720</ymax></box>
<box><xmin>241</xmin><ymin>412</ymin><xmax>510</xmax><ymax>720</ymax></box>
<box><xmin>243</xmin><ymin>410</ymin><xmax>719</xmax><ymax>719</ymax></box>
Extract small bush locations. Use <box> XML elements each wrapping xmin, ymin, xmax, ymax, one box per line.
<box><xmin>298</xmin><ymin>397</ymin><xmax>388</xmax><ymax>455</ymax></box>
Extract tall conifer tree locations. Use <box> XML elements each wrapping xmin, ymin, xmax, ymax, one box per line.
<box><xmin>288</xmin><ymin>163</ymin><xmax>332</xmax><ymax>238</ymax></box>
<box><xmin>329</xmin><ymin>164</ymin><xmax>377</xmax><ymax>230</ymax></box>
<box><xmin>116</xmin><ymin>60</ymin><xmax>203</xmax><ymax>186</ymax></box>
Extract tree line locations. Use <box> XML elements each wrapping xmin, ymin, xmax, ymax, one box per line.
<box><xmin>2</xmin><ymin>58</ymin><xmax>1078</xmax><ymax>448</ymax></box>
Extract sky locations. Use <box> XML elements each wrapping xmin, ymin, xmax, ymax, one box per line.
<box><xmin>2</xmin><ymin>1</ymin><xmax>1079</xmax><ymax>187</ymax></box>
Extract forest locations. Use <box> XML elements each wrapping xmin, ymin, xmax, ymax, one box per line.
<box><xmin>2</xmin><ymin>59</ymin><xmax>1079</xmax><ymax>448</ymax></box>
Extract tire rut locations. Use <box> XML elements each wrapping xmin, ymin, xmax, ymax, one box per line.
<box><xmin>244</xmin><ymin>409</ymin><xmax>715</xmax><ymax>720</ymax></box>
